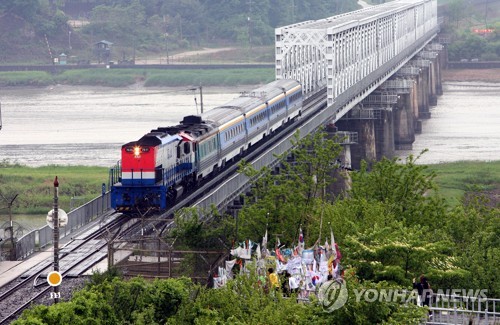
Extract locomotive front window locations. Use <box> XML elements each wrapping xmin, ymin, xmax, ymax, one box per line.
<box><xmin>125</xmin><ymin>146</ymin><xmax>134</xmax><ymax>153</ymax></box>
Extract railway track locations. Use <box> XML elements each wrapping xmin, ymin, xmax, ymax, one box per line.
<box><xmin>0</xmin><ymin>211</ymin><xmax>140</xmax><ymax>324</ymax></box>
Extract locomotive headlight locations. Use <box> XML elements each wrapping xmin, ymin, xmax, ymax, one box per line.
<box><xmin>133</xmin><ymin>146</ymin><xmax>141</xmax><ymax>157</ymax></box>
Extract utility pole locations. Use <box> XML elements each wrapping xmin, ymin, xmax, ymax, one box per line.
<box><xmin>53</xmin><ymin>176</ymin><xmax>60</xmax><ymax>303</ymax></box>
<box><xmin>188</xmin><ymin>86</ymin><xmax>204</xmax><ymax>114</ymax></box>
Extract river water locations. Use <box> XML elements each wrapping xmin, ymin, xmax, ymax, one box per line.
<box><xmin>0</xmin><ymin>82</ymin><xmax>499</xmax><ymax>167</ymax></box>
<box><xmin>0</xmin><ymin>85</ymin><xmax>247</xmax><ymax>167</ymax></box>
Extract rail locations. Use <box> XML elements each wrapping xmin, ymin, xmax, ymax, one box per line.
<box><xmin>13</xmin><ymin>192</ymin><xmax>111</xmax><ymax>260</ymax></box>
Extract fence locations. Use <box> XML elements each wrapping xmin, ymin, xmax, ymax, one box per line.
<box><xmin>14</xmin><ymin>193</ymin><xmax>111</xmax><ymax>260</ymax></box>
<box><xmin>428</xmin><ymin>293</ymin><xmax>500</xmax><ymax>325</ymax></box>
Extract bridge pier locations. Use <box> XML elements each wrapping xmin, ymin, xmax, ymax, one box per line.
<box><xmin>335</xmin><ymin>106</ymin><xmax>377</xmax><ymax>170</ymax></box>
<box><xmin>417</xmin><ymin>66</ymin><xmax>431</xmax><ymax>119</ymax></box>
<box><xmin>374</xmin><ymin>108</ymin><xmax>394</xmax><ymax>160</ymax></box>
<box><xmin>393</xmin><ymin>91</ymin><xmax>416</xmax><ymax>150</ymax></box>
<box><xmin>326</xmin><ymin>126</ymin><xmax>355</xmax><ymax>196</ymax></box>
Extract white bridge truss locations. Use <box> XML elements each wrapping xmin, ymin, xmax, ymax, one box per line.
<box><xmin>275</xmin><ymin>0</ymin><xmax>438</xmax><ymax>108</ymax></box>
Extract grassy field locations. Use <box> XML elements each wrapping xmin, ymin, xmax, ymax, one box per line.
<box><xmin>427</xmin><ymin>160</ymin><xmax>500</xmax><ymax>207</ymax></box>
<box><xmin>0</xmin><ymin>68</ymin><xmax>275</xmax><ymax>88</ymax></box>
<box><xmin>0</xmin><ymin>162</ymin><xmax>109</xmax><ymax>216</ymax></box>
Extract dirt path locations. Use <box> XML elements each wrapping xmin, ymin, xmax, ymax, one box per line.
<box><xmin>442</xmin><ymin>68</ymin><xmax>500</xmax><ymax>83</ymax></box>
<box><xmin>134</xmin><ymin>47</ymin><xmax>235</xmax><ymax>64</ymax></box>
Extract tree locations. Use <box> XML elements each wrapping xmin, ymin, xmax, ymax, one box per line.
<box><xmin>236</xmin><ymin>129</ymin><xmax>343</xmax><ymax>245</ymax></box>
<box><xmin>349</xmin><ymin>152</ymin><xmax>446</xmax><ymax>228</ymax></box>
<box><xmin>344</xmin><ymin>221</ymin><xmax>462</xmax><ymax>286</ymax></box>
<box><xmin>0</xmin><ymin>0</ymin><xmax>40</xmax><ymax>20</ymax></box>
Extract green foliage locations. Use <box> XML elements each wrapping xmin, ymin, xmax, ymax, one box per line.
<box><xmin>145</xmin><ymin>68</ymin><xmax>274</xmax><ymax>87</ymax></box>
<box><xmin>321</xmin><ymin>273</ymin><xmax>426</xmax><ymax>324</ymax></box>
<box><xmin>426</xmin><ymin>161</ymin><xmax>500</xmax><ymax>206</ymax></box>
<box><xmin>14</xmin><ymin>277</ymin><xmax>191</xmax><ymax>325</ymax></box>
<box><xmin>236</xmin><ymin>129</ymin><xmax>343</xmax><ymax>245</ymax></box>
<box><xmin>445</xmin><ymin>198</ymin><xmax>500</xmax><ymax>297</ymax></box>
<box><xmin>0</xmin><ymin>164</ymin><xmax>108</xmax><ymax>214</ymax></box>
<box><xmin>448</xmin><ymin>33</ymin><xmax>489</xmax><ymax>61</ymax></box>
<box><xmin>171</xmin><ymin>206</ymin><xmax>231</xmax><ymax>250</ymax></box>
<box><xmin>54</xmin><ymin>69</ymin><xmax>137</xmax><ymax>87</ymax></box>
<box><xmin>343</xmin><ymin>222</ymin><xmax>460</xmax><ymax>286</ymax></box>
<box><xmin>350</xmin><ymin>152</ymin><xmax>446</xmax><ymax>227</ymax></box>
<box><xmin>0</xmin><ymin>71</ymin><xmax>53</xmax><ymax>87</ymax></box>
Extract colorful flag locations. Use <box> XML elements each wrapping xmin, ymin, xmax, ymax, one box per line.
<box><xmin>261</xmin><ymin>229</ymin><xmax>269</xmax><ymax>258</ymax></box>
<box><xmin>298</xmin><ymin>227</ymin><xmax>305</xmax><ymax>255</ymax></box>
<box><xmin>330</xmin><ymin>227</ymin><xmax>337</xmax><ymax>261</ymax></box>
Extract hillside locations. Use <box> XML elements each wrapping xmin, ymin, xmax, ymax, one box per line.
<box><xmin>0</xmin><ymin>0</ymin><xmax>360</xmax><ymax>65</ymax></box>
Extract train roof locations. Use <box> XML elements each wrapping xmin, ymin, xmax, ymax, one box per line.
<box><xmin>202</xmin><ymin>107</ymin><xmax>243</xmax><ymax>125</ymax></box>
<box><xmin>122</xmin><ymin>132</ymin><xmax>181</xmax><ymax>147</ymax></box>
<box><xmin>238</xmin><ymin>80</ymin><xmax>300</xmax><ymax>102</ymax></box>
<box><xmin>216</xmin><ymin>95</ymin><xmax>265</xmax><ymax>112</ymax></box>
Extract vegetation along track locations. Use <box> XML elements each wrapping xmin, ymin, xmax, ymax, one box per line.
<box><xmin>0</xmin><ymin>211</ymin><xmax>136</xmax><ymax>324</ymax></box>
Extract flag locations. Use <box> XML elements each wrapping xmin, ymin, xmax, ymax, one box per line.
<box><xmin>298</xmin><ymin>227</ymin><xmax>305</xmax><ymax>255</ymax></box>
<box><xmin>275</xmin><ymin>246</ymin><xmax>286</xmax><ymax>263</ymax></box>
<box><xmin>261</xmin><ymin>229</ymin><xmax>269</xmax><ymax>258</ymax></box>
<box><xmin>330</xmin><ymin>227</ymin><xmax>337</xmax><ymax>261</ymax></box>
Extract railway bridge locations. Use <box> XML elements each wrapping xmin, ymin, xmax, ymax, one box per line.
<box><xmin>275</xmin><ymin>0</ymin><xmax>443</xmax><ymax>170</ymax></box>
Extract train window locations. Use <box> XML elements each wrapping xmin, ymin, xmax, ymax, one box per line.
<box><xmin>125</xmin><ymin>146</ymin><xmax>134</xmax><ymax>153</ymax></box>
<box><xmin>177</xmin><ymin>145</ymin><xmax>181</xmax><ymax>159</ymax></box>
<box><xmin>141</xmin><ymin>147</ymin><xmax>150</xmax><ymax>153</ymax></box>
<box><xmin>184</xmin><ymin>142</ymin><xmax>190</xmax><ymax>154</ymax></box>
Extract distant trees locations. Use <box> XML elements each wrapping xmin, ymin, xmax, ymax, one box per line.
<box><xmin>443</xmin><ymin>0</ymin><xmax>500</xmax><ymax>61</ymax></box>
<box><xmin>0</xmin><ymin>0</ymin><xmax>41</xmax><ymax>20</ymax></box>
<box><xmin>77</xmin><ymin>0</ymin><xmax>359</xmax><ymax>52</ymax></box>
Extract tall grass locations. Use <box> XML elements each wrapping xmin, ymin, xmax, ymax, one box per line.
<box><xmin>0</xmin><ymin>71</ymin><xmax>53</xmax><ymax>87</ymax></box>
<box><xmin>0</xmin><ymin>68</ymin><xmax>275</xmax><ymax>87</ymax></box>
<box><xmin>54</xmin><ymin>69</ymin><xmax>139</xmax><ymax>87</ymax></box>
<box><xmin>0</xmin><ymin>162</ymin><xmax>109</xmax><ymax>214</ymax></box>
<box><xmin>144</xmin><ymin>68</ymin><xmax>274</xmax><ymax>87</ymax></box>
<box><xmin>427</xmin><ymin>161</ymin><xmax>500</xmax><ymax>206</ymax></box>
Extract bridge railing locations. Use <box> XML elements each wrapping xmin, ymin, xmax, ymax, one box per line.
<box><xmin>14</xmin><ymin>193</ymin><xmax>111</xmax><ymax>260</ymax></box>
<box><xmin>428</xmin><ymin>293</ymin><xmax>499</xmax><ymax>324</ymax></box>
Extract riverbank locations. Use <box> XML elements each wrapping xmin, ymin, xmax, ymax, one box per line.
<box><xmin>442</xmin><ymin>68</ymin><xmax>500</xmax><ymax>83</ymax></box>
<box><xmin>2</xmin><ymin>67</ymin><xmax>500</xmax><ymax>88</ymax></box>
<box><xmin>0</xmin><ymin>68</ymin><xmax>275</xmax><ymax>88</ymax></box>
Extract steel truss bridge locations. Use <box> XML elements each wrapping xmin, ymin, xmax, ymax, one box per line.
<box><xmin>276</xmin><ymin>0</ymin><xmax>438</xmax><ymax>119</ymax></box>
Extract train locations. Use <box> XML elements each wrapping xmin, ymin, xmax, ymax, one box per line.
<box><xmin>110</xmin><ymin>79</ymin><xmax>303</xmax><ymax>213</ymax></box>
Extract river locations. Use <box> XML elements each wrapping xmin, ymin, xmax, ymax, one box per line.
<box><xmin>0</xmin><ymin>82</ymin><xmax>499</xmax><ymax>167</ymax></box>
<box><xmin>0</xmin><ymin>85</ymin><xmax>247</xmax><ymax>167</ymax></box>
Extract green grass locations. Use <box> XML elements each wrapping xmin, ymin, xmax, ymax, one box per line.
<box><xmin>54</xmin><ymin>69</ymin><xmax>139</xmax><ymax>87</ymax></box>
<box><xmin>427</xmin><ymin>161</ymin><xmax>500</xmax><ymax>206</ymax></box>
<box><xmin>145</xmin><ymin>68</ymin><xmax>275</xmax><ymax>87</ymax></box>
<box><xmin>0</xmin><ymin>161</ymin><xmax>109</xmax><ymax>215</ymax></box>
<box><xmin>0</xmin><ymin>71</ymin><xmax>54</xmax><ymax>87</ymax></box>
<box><xmin>0</xmin><ymin>68</ymin><xmax>275</xmax><ymax>88</ymax></box>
